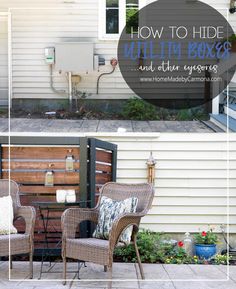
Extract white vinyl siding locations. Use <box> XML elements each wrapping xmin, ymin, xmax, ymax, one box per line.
<box><xmin>2</xmin><ymin>0</ymin><xmax>129</xmax><ymax>100</ymax></box>
<box><xmin>1</xmin><ymin>0</ymin><xmax>235</xmax><ymax>100</ymax></box>
<box><xmin>0</xmin><ymin>14</ymin><xmax>8</xmax><ymax>105</ymax></box>
<box><xmin>92</xmin><ymin>133</ymin><xmax>236</xmax><ymax>234</ymax></box>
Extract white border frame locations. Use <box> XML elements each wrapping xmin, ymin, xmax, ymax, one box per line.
<box><xmin>5</xmin><ymin>4</ymin><xmax>231</xmax><ymax>284</ymax></box>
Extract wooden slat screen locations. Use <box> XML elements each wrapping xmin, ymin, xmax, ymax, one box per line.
<box><xmin>2</xmin><ymin>146</ymin><xmax>80</xmax><ymax>250</ymax></box>
<box><xmin>94</xmin><ymin>149</ymin><xmax>113</xmax><ymax>204</ymax></box>
<box><xmin>0</xmin><ymin>137</ymin><xmax>117</xmax><ymax>255</ymax></box>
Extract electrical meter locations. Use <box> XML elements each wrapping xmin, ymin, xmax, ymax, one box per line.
<box><xmin>45</xmin><ymin>47</ymin><xmax>55</xmax><ymax>64</ymax></box>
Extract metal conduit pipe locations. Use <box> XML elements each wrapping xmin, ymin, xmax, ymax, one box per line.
<box><xmin>96</xmin><ymin>58</ymin><xmax>118</xmax><ymax>94</ymax></box>
<box><xmin>49</xmin><ymin>64</ymin><xmax>68</xmax><ymax>96</ymax></box>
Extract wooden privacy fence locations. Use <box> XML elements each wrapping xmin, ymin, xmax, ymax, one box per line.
<box><xmin>0</xmin><ymin>136</ymin><xmax>117</xmax><ymax>254</ymax></box>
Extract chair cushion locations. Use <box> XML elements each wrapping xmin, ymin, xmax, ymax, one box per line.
<box><xmin>0</xmin><ymin>196</ymin><xmax>17</xmax><ymax>235</ymax></box>
<box><xmin>68</xmin><ymin>238</ymin><xmax>124</xmax><ymax>250</ymax></box>
<box><xmin>93</xmin><ymin>196</ymin><xmax>138</xmax><ymax>245</ymax></box>
<box><xmin>66</xmin><ymin>238</ymin><xmax>124</xmax><ymax>264</ymax></box>
<box><xmin>0</xmin><ymin>234</ymin><xmax>30</xmax><ymax>256</ymax></box>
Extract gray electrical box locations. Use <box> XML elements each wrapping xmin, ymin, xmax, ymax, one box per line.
<box><xmin>55</xmin><ymin>42</ymin><xmax>94</xmax><ymax>73</ymax></box>
<box><xmin>45</xmin><ymin>47</ymin><xmax>55</xmax><ymax>64</ymax></box>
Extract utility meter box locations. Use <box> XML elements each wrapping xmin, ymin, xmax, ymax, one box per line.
<box><xmin>45</xmin><ymin>47</ymin><xmax>55</xmax><ymax>64</ymax></box>
<box><xmin>55</xmin><ymin>42</ymin><xmax>94</xmax><ymax>73</ymax></box>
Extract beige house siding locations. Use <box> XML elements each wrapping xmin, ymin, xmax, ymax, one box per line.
<box><xmin>90</xmin><ymin>133</ymin><xmax>236</xmax><ymax>233</ymax></box>
<box><xmin>0</xmin><ymin>0</ymin><xmax>236</xmax><ymax>100</ymax></box>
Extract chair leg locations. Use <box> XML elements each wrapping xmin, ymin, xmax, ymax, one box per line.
<box><xmin>63</xmin><ymin>257</ymin><xmax>67</xmax><ymax>285</ymax></box>
<box><xmin>134</xmin><ymin>236</ymin><xmax>145</xmax><ymax>279</ymax></box>
<box><xmin>9</xmin><ymin>256</ymin><xmax>12</xmax><ymax>269</ymax></box>
<box><xmin>107</xmin><ymin>265</ymin><xmax>112</xmax><ymax>289</ymax></box>
<box><xmin>29</xmin><ymin>252</ymin><xmax>33</xmax><ymax>279</ymax></box>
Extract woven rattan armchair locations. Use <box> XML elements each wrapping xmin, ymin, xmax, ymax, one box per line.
<box><xmin>0</xmin><ymin>180</ymin><xmax>36</xmax><ymax>278</ymax></box>
<box><xmin>61</xmin><ymin>182</ymin><xmax>154</xmax><ymax>285</ymax></box>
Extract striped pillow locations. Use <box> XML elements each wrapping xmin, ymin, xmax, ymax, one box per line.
<box><xmin>93</xmin><ymin>196</ymin><xmax>138</xmax><ymax>245</ymax></box>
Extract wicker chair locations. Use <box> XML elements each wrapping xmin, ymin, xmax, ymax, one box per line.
<box><xmin>61</xmin><ymin>182</ymin><xmax>154</xmax><ymax>285</ymax></box>
<box><xmin>0</xmin><ymin>180</ymin><xmax>36</xmax><ymax>278</ymax></box>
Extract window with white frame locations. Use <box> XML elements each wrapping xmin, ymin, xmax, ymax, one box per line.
<box><xmin>106</xmin><ymin>0</ymin><xmax>119</xmax><ymax>35</ymax></box>
<box><xmin>99</xmin><ymin>0</ymin><xmax>147</xmax><ymax>40</ymax></box>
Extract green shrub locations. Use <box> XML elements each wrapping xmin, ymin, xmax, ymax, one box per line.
<box><xmin>177</xmin><ymin>109</ymin><xmax>193</xmax><ymax>121</ymax></box>
<box><xmin>192</xmin><ymin>108</ymin><xmax>209</xmax><ymax>120</ymax></box>
<box><xmin>157</xmin><ymin>107</ymin><xmax>172</xmax><ymax>120</ymax></box>
<box><xmin>114</xmin><ymin>229</ymin><xmax>196</xmax><ymax>264</ymax></box>
<box><xmin>122</xmin><ymin>99</ymin><xmax>209</xmax><ymax>121</ymax></box>
<box><xmin>114</xmin><ymin>230</ymin><xmax>163</xmax><ymax>263</ymax></box>
<box><xmin>176</xmin><ymin>107</ymin><xmax>209</xmax><ymax>121</ymax></box>
<box><xmin>212</xmin><ymin>254</ymin><xmax>231</xmax><ymax>265</ymax></box>
<box><xmin>163</xmin><ymin>247</ymin><xmax>195</xmax><ymax>264</ymax></box>
<box><xmin>121</xmin><ymin>98</ymin><xmax>160</xmax><ymax>120</ymax></box>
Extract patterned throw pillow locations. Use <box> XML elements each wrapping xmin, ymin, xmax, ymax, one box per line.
<box><xmin>0</xmin><ymin>196</ymin><xmax>17</xmax><ymax>235</ymax></box>
<box><xmin>93</xmin><ymin>196</ymin><xmax>138</xmax><ymax>245</ymax></box>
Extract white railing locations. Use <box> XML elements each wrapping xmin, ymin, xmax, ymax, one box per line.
<box><xmin>212</xmin><ymin>53</ymin><xmax>236</xmax><ymax>114</ymax></box>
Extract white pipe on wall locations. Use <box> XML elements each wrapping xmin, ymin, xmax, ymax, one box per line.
<box><xmin>2</xmin><ymin>10</ymin><xmax>12</xmax><ymax>110</ymax></box>
<box><xmin>8</xmin><ymin>11</ymin><xmax>12</xmax><ymax>110</ymax></box>
<box><xmin>68</xmin><ymin>72</ymin><xmax>73</xmax><ymax>111</ymax></box>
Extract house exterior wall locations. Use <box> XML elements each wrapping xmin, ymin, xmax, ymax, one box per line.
<box><xmin>0</xmin><ymin>14</ymin><xmax>8</xmax><ymax>105</ymax></box>
<box><xmin>91</xmin><ymin>133</ymin><xmax>236</xmax><ymax>234</ymax></box>
<box><xmin>0</xmin><ymin>0</ymin><xmax>236</xmax><ymax>101</ymax></box>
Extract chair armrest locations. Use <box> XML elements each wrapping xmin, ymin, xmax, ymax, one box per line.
<box><xmin>61</xmin><ymin>208</ymin><xmax>99</xmax><ymax>239</ymax></box>
<box><xmin>109</xmin><ymin>213</ymin><xmax>143</xmax><ymax>248</ymax></box>
<box><xmin>15</xmin><ymin>206</ymin><xmax>36</xmax><ymax>237</ymax></box>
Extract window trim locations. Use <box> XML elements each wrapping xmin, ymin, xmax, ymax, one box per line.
<box><xmin>99</xmin><ymin>0</ymin><xmax>147</xmax><ymax>40</ymax></box>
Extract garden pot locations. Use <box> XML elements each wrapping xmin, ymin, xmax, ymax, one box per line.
<box><xmin>195</xmin><ymin>244</ymin><xmax>216</xmax><ymax>259</ymax></box>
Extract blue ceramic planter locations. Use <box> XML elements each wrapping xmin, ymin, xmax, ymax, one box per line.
<box><xmin>195</xmin><ymin>244</ymin><xmax>216</xmax><ymax>259</ymax></box>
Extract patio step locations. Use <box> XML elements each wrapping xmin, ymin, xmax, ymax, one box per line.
<box><xmin>224</xmin><ymin>103</ymin><xmax>236</xmax><ymax>119</ymax></box>
<box><xmin>210</xmin><ymin>114</ymin><xmax>236</xmax><ymax>132</ymax></box>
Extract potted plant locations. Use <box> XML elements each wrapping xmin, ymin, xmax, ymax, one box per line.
<box><xmin>194</xmin><ymin>229</ymin><xmax>218</xmax><ymax>260</ymax></box>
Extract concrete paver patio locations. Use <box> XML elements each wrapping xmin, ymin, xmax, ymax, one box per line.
<box><xmin>0</xmin><ymin>118</ymin><xmax>223</xmax><ymax>133</ymax></box>
<box><xmin>0</xmin><ymin>261</ymin><xmax>235</xmax><ymax>289</ymax></box>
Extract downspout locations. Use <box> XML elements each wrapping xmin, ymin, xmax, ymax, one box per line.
<box><xmin>96</xmin><ymin>58</ymin><xmax>118</xmax><ymax>94</ymax></box>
